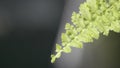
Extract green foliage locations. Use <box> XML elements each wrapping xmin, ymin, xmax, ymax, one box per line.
<box><xmin>55</xmin><ymin>44</ymin><xmax>61</xmax><ymax>52</ymax></box>
<box><xmin>63</xmin><ymin>46</ymin><xmax>71</xmax><ymax>53</ymax></box>
<box><xmin>51</xmin><ymin>0</ymin><xmax>120</xmax><ymax>63</ymax></box>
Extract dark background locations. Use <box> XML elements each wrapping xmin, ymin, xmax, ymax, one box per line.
<box><xmin>0</xmin><ymin>0</ymin><xmax>65</xmax><ymax>68</ymax></box>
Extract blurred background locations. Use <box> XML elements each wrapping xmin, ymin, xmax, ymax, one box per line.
<box><xmin>0</xmin><ymin>0</ymin><xmax>65</xmax><ymax>68</ymax></box>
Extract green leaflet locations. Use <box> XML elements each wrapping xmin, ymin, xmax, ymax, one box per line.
<box><xmin>65</xmin><ymin>23</ymin><xmax>71</xmax><ymax>30</ymax></box>
<box><xmin>55</xmin><ymin>44</ymin><xmax>62</xmax><ymax>52</ymax></box>
<box><xmin>87</xmin><ymin>27</ymin><xmax>100</xmax><ymax>39</ymax></box>
<box><xmin>51</xmin><ymin>0</ymin><xmax>120</xmax><ymax>63</ymax></box>
<box><xmin>51</xmin><ymin>55</ymin><xmax>56</xmax><ymax>63</ymax></box>
<box><xmin>103</xmin><ymin>26</ymin><xmax>110</xmax><ymax>36</ymax></box>
<box><xmin>70</xmin><ymin>39</ymin><xmax>83</xmax><ymax>48</ymax></box>
<box><xmin>79</xmin><ymin>2</ymin><xmax>91</xmax><ymax>20</ymax></box>
<box><xmin>86</xmin><ymin>0</ymin><xmax>98</xmax><ymax>12</ymax></box>
<box><xmin>66</xmin><ymin>30</ymin><xmax>72</xmax><ymax>36</ymax></box>
<box><xmin>102</xmin><ymin>15</ymin><xmax>110</xmax><ymax>25</ymax></box>
<box><xmin>61</xmin><ymin>33</ymin><xmax>70</xmax><ymax>46</ymax></box>
<box><xmin>77</xmin><ymin>29</ymin><xmax>93</xmax><ymax>43</ymax></box>
<box><xmin>65</xmin><ymin>23</ymin><xmax>73</xmax><ymax>30</ymax></box>
<box><xmin>63</xmin><ymin>46</ymin><xmax>71</xmax><ymax>53</ymax></box>
<box><xmin>110</xmin><ymin>20</ymin><xmax>120</xmax><ymax>33</ymax></box>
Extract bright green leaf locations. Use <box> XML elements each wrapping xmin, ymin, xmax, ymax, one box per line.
<box><xmin>65</xmin><ymin>23</ymin><xmax>71</xmax><ymax>30</ymax></box>
<box><xmin>51</xmin><ymin>54</ymin><xmax>54</xmax><ymax>58</ymax></box>
<box><xmin>63</xmin><ymin>46</ymin><xmax>71</xmax><ymax>53</ymax></box>
<box><xmin>51</xmin><ymin>56</ymin><xmax>56</xmax><ymax>63</ymax></box>
<box><xmin>70</xmin><ymin>40</ymin><xmax>83</xmax><ymax>48</ymax></box>
<box><xmin>55</xmin><ymin>44</ymin><xmax>62</xmax><ymax>52</ymax></box>
<box><xmin>61</xmin><ymin>33</ymin><xmax>70</xmax><ymax>43</ymax></box>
